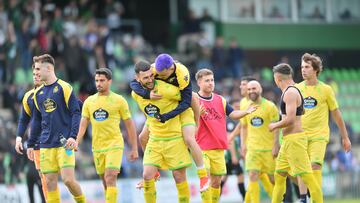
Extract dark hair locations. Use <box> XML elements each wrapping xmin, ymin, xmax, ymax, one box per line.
<box><xmin>33</xmin><ymin>54</ymin><xmax>55</xmax><ymax>66</ymax></box>
<box><xmin>95</xmin><ymin>68</ymin><xmax>112</xmax><ymax>80</ymax></box>
<box><xmin>135</xmin><ymin>60</ymin><xmax>151</xmax><ymax>74</ymax></box>
<box><xmin>302</xmin><ymin>53</ymin><xmax>323</xmax><ymax>76</ymax></box>
<box><xmin>273</xmin><ymin>63</ymin><xmax>293</xmax><ymax>76</ymax></box>
<box><xmin>240</xmin><ymin>76</ymin><xmax>256</xmax><ymax>82</ymax></box>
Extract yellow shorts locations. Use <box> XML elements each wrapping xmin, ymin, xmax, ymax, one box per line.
<box><xmin>203</xmin><ymin>150</ymin><xmax>226</xmax><ymax>176</ymax></box>
<box><xmin>245</xmin><ymin>150</ymin><xmax>275</xmax><ymax>174</ymax></box>
<box><xmin>144</xmin><ymin>137</ymin><xmax>192</xmax><ymax>170</ymax></box>
<box><xmin>275</xmin><ymin>132</ymin><xmax>312</xmax><ymax>176</ymax></box>
<box><xmin>93</xmin><ymin>148</ymin><xmax>123</xmax><ymax>175</ymax></box>
<box><xmin>307</xmin><ymin>139</ymin><xmax>327</xmax><ymax>165</ymax></box>
<box><xmin>180</xmin><ymin>108</ymin><xmax>196</xmax><ymax>127</ymax></box>
<box><xmin>40</xmin><ymin>147</ymin><xmax>75</xmax><ymax>174</ymax></box>
<box><xmin>34</xmin><ymin>150</ymin><xmax>41</xmax><ymax>170</ymax></box>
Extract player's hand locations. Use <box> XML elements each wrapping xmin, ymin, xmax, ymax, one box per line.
<box><xmin>268</xmin><ymin>123</ymin><xmax>277</xmax><ymax>132</ymax></box>
<box><xmin>272</xmin><ymin>143</ymin><xmax>280</xmax><ymax>158</ymax></box>
<box><xmin>150</xmin><ymin>90</ymin><xmax>162</xmax><ymax>100</ymax></box>
<box><xmin>129</xmin><ymin>149</ymin><xmax>139</xmax><ymax>161</ymax></box>
<box><xmin>155</xmin><ymin>113</ymin><xmax>166</xmax><ymax>123</ymax></box>
<box><xmin>27</xmin><ymin>148</ymin><xmax>34</xmax><ymax>161</ymax></box>
<box><xmin>199</xmin><ymin>104</ymin><xmax>207</xmax><ymax>115</ymax></box>
<box><xmin>342</xmin><ymin>137</ymin><xmax>351</xmax><ymax>152</ymax></box>
<box><xmin>15</xmin><ymin>140</ymin><xmax>24</xmax><ymax>155</ymax></box>
<box><xmin>65</xmin><ymin>137</ymin><xmax>77</xmax><ymax>150</ymax></box>
<box><xmin>246</xmin><ymin>105</ymin><xmax>258</xmax><ymax>114</ymax></box>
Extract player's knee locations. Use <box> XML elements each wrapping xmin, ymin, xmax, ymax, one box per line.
<box><xmin>249</xmin><ymin>171</ymin><xmax>259</xmax><ymax>182</ymax></box>
<box><xmin>211</xmin><ymin>177</ymin><xmax>222</xmax><ymax>188</ymax></box>
<box><xmin>311</xmin><ymin>163</ymin><xmax>322</xmax><ymax>170</ymax></box>
<box><xmin>143</xmin><ymin>171</ymin><xmax>155</xmax><ymax>181</ymax></box>
<box><xmin>62</xmin><ymin>176</ymin><xmax>76</xmax><ymax>187</ymax></box>
<box><xmin>45</xmin><ymin>177</ymin><xmax>58</xmax><ymax>191</ymax></box>
<box><xmin>172</xmin><ymin>169</ymin><xmax>186</xmax><ymax>183</ymax></box>
<box><xmin>104</xmin><ymin>173</ymin><xmax>117</xmax><ymax>186</ymax></box>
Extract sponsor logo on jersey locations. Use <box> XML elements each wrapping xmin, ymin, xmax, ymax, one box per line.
<box><xmin>303</xmin><ymin>96</ymin><xmax>317</xmax><ymax>109</ymax></box>
<box><xmin>93</xmin><ymin>108</ymin><xmax>109</xmax><ymax>121</ymax></box>
<box><xmin>43</xmin><ymin>98</ymin><xmax>57</xmax><ymax>112</ymax></box>
<box><xmin>144</xmin><ymin>104</ymin><xmax>160</xmax><ymax>117</ymax></box>
<box><xmin>251</xmin><ymin>116</ymin><xmax>264</xmax><ymax>127</ymax></box>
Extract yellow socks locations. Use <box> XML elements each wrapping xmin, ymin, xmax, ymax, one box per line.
<box><xmin>272</xmin><ymin>173</ymin><xmax>287</xmax><ymax>203</ymax></box>
<box><xmin>197</xmin><ymin>168</ymin><xmax>207</xmax><ymax>178</ymax></box>
<box><xmin>201</xmin><ymin>188</ymin><xmax>212</xmax><ymax>203</ymax></box>
<box><xmin>210</xmin><ymin>187</ymin><xmax>220</xmax><ymax>203</ymax></box>
<box><xmin>74</xmin><ymin>194</ymin><xmax>86</xmax><ymax>203</ymax></box>
<box><xmin>144</xmin><ymin>179</ymin><xmax>156</xmax><ymax>203</ymax></box>
<box><xmin>176</xmin><ymin>181</ymin><xmax>190</xmax><ymax>203</ymax></box>
<box><xmin>105</xmin><ymin>186</ymin><xmax>117</xmax><ymax>203</ymax></box>
<box><xmin>248</xmin><ymin>181</ymin><xmax>260</xmax><ymax>203</ymax></box>
<box><xmin>47</xmin><ymin>188</ymin><xmax>60</xmax><ymax>203</ymax></box>
<box><xmin>259</xmin><ymin>173</ymin><xmax>274</xmax><ymax>198</ymax></box>
<box><xmin>301</xmin><ymin>173</ymin><xmax>323</xmax><ymax>203</ymax></box>
<box><xmin>313</xmin><ymin>169</ymin><xmax>322</xmax><ymax>188</ymax></box>
<box><xmin>244</xmin><ymin>192</ymin><xmax>251</xmax><ymax>203</ymax></box>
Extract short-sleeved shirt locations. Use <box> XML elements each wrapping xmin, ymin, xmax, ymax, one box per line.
<box><xmin>132</xmin><ymin>80</ymin><xmax>182</xmax><ymax>140</ymax></box>
<box><xmin>243</xmin><ymin>98</ymin><xmax>279</xmax><ymax>151</ymax></box>
<box><xmin>239</xmin><ymin>97</ymin><xmax>251</xmax><ymax>125</ymax></box>
<box><xmin>82</xmin><ymin>92</ymin><xmax>131</xmax><ymax>152</ymax></box>
<box><xmin>295</xmin><ymin>81</ymin><xmax>338</xmax><ymax>141</ymax></box>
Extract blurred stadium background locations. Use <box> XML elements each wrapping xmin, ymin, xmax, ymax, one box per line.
<box><xmin>0</xmin><ymin>0</ymin><xmax>359</xmax><ymax>202</ymax></box>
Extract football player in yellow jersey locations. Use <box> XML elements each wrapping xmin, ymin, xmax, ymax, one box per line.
<box><xmin>132</xmin><ymin>61</ymin><xmax>192</xmax><ymax>203</ymax></box>
<box><xmin>76</xmin><ymin>68</ymin><xmax>138</xmax><ymax>203</ymax></box>
<box><xmin>228</xmin><ymin>77</ymin><xmax>274</xmax><ymax>202</ymax></box>
<box><xmin>270</xmin><ymin>63</ymin><xmax>323</xmax><ymax>203</ymax></box>
<box><xmin>132</xmin><ymin>55</ymin><xmax>209</xmax><ymax>192</ymax></box>
<box><xmin>241</xmin><ymin>80</ymin><xmax>280</xmax><ymax>203</ymax></box>
<box><xmin>295</xmin><ymin>53</ymin><xmax>351</xmax><ymax>202</ymax></box>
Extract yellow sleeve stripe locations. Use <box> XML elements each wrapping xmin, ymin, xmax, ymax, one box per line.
<box><xmin>22</xmin><ymin>90</ymin><xmax>34</xmax><ymax>116</ymax></box>
<box><xmin>33</xmin><ymin>86</ymin><xmax>43</xmax><ymax>111</ymax></box>
<box><xmin>58</xmin><ymin>79</ymin><xmax>73</xmax><ymax>109</ymax></box>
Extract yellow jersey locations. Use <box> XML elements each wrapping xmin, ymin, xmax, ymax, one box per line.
<box><xmin>151</xmin><ymin>62</ymin><xmax>190</xmax><ymax>90</ymax></box>
<box><xmin>239</xmin><ymin>97</ymin><xmax>251</xmax><ymax>125</ymax></box>
<box><xmin>243</xmin><ymin>98</ymin><xmax>279</xmax><ymax>151</ymax></box>
<box><xmin>295</xmin><ymin>81</ymin><xmax>338</xmax><ymax>141</ymax></box>
<box><xmin>82</xmin><ymin>92</ymin><xmax>131</xmax><ymax>152</ymax></box>
<box><xmin>132</xmin><ymin>80</ymin><xmax>182</xmax><ymax>140</ymax></box>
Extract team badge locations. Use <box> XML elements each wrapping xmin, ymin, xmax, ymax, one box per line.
<box><xmin>93</xmin><ymin>108</ymin><xmax>109</xmax><ymax>121</ymax></box>
<box><xmin>184</xmin><ymin>75</ymin><xmax>188</xmax><ymax>82</ymax></box>
<box><xmin>53</xmin><ymin>86</ymin><xmax>59</xmax><ymax>93</ymax></box>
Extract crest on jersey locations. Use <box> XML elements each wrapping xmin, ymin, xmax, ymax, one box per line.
<box><xmin>303</xmin><ymin>96</ymin><xmax>317</xmax><ymax>109</ymax></box>
<box><xmin>43</xmin><ymin>98</ymin><xmax>57</xmax><ymax>112</ymax></box>
<box><xmin>39</xmin><ymin>91</ymin><xmax>44</xmax><ymax>95</ymax></box>
<box><xmin>53</xmin><ymin>86</ymin><xmax>59</xmax><ymax>93</ymax></box>
<box><xmin>250</xmin><ymin>116</ymin><xmax>264</xmax><ymax>127</ymax></box>
<box><xmin>93</xmin><ymin>108</ymin><xmax>109</xmax><ymax>121</ymax></box>
<box><xmin>184</xmin><ymin>75</ymin><xmax>188</xmax><ymax>82</ymax></box>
